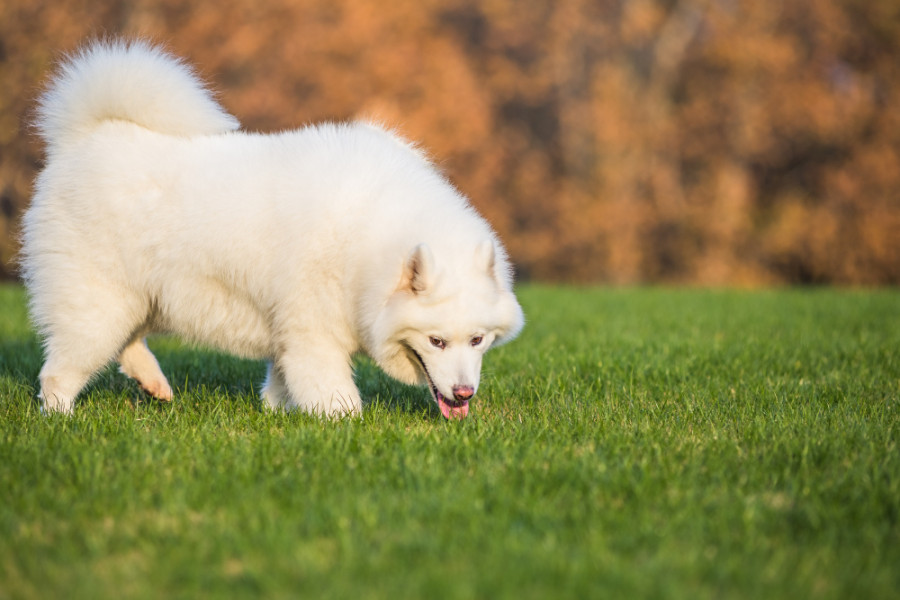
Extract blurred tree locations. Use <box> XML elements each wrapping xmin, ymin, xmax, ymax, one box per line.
<box><xmin>1</xmin><ymin>0</ymin><xmax>897</xmax><ymax>283</ymax></box>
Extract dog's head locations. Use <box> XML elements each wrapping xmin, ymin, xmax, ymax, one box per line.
<box><xmin>371</xmin><ymin>240</ymin><xmax>524</xmax><ymax>418</ymax></box>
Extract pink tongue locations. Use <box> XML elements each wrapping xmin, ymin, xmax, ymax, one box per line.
<box><xmin>438</xmin><ymin>392</ymin><xmax>470</xmax><ymax>419</ymax></box>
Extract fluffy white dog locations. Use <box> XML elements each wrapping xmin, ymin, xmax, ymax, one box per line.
<box><xmin>22</xmin><ymin>40</ymin><xmax>524</xmax><ymax>418</ymax></box>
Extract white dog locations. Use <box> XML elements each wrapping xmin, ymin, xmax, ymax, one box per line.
<box><xmin>22</xmin><ymin>40</ymin><xmax>524</xmax><ymax>418</ymax></box>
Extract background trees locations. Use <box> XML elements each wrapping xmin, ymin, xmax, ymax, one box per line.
<box><xmin>1</xmin><ymin>0</ymin><xmax>897</xmax><ymax>284</ymax></box>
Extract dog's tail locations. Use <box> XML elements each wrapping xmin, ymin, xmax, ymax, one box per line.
<box><xmin>35</xmin><ymin>39</ymin><xmax>239</xmax><ymax>153</ymax></box>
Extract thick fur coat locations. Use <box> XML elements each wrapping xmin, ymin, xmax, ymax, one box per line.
<box><xmin>22</xmin><ymin>40</ymin><xmax>524</xmax><ymax>417</ymax></box>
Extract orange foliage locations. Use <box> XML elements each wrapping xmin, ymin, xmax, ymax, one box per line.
<box><xmin>1</xmin><ymin>0</ymin><xmax>898</xmax><ymax>284</ymax></box>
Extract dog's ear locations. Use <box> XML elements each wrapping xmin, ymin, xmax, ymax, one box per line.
<box><xmin>402</xmin><ymin>243</ymin><xmax>435</xmax><ymax>294</ymax></box>
<box><xmin>475</xmin><ymin>239</ymin><xmax>497</xmax><ymax>280</ymax></box>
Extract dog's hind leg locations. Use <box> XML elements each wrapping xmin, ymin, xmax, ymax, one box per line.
<box><xmin>38</xmin><ymin>361</ymin><xmax>92</xmax><ymax>415</ymax></box>
<box><xmin>35</xmin><ymin>283</ymin><xmax>147</xmax><ymax>414</ymax></box>
<box><xmin>119</xmin><ymin>337</ymin><xmax>173</xmax><ymax>401</ymax></box>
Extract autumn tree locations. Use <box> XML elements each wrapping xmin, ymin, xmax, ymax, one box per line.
<box><xmin>0</xmin><ymin>0</ymin><xmax>897</xmax><ymax>283</ymax></box>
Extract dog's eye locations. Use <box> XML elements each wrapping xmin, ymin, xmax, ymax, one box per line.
<box><xmin>470</xmin><ymin>336</ymin><xmax>484</xmax><ymax>347</ymax></box>
<box><xmin>429</xmin><ymin>336</ymin><xmax>446</xmax><ymax>349</ymax></box>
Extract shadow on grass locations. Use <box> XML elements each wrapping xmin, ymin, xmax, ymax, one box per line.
<box><xmin>353</xmin><ymin>355</ymin><xmax>434</xmax><ymax>416</ymax></box>
<box><xmin>0</xmin><ymin>338</ymin><xmax>42</xmax><ymax>409</ymax></box>
<box><xmin>0</xmin><ymin>337</ymin><xmax>43</xmax><ymax>381</ymax></box>
<box><xmin>0</xmin><ymin>334</ymin><xmax>434</xmax><ymax>416</ymax></box>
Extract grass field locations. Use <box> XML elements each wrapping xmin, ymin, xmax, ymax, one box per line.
<box><xmin>0</xmin><ymin>283</ymin><xmax>898</xmax><ymax>599</ymax></box>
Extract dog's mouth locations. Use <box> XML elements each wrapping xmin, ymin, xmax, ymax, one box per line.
<box><xmin>406</xmin><ymin>345</ymin><xmax>470</xmax><ymax>420</ymax></box>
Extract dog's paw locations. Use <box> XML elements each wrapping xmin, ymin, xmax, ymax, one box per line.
<box><xmin>39</xmin><ymin>391</ymin><xmax>75</xmax><ymax>415</ymax></box>
<box><xmin>141</xmin><ymin>378</ymin><xmax>173</xmax><ymax>402</ymax></box>
<box><xmin>319</xmin><ymin>391</ymin><xmax>362</xmax><ymax>419</ymax></box>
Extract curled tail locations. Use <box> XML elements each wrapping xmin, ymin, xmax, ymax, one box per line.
<box><xmin>36</xmin><ymin>39</ymin><xmax>239</xmax><ymax>152</ymax></box>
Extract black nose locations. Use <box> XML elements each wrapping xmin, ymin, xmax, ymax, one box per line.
<box><xmin>452</xmin><ymin>385</ymin><xmax>474</xmax><ymax>401</ymax></box>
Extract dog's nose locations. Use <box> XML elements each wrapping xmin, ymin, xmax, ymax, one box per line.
<box><xmin>452</xmin><ymin>385</ymin><xmax>474</xmax><ymax>401</ymax></box>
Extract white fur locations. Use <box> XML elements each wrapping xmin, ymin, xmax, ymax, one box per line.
<box><xmin>22</xmin><ymin>40</ymin><xmax>524</xmax><ymax>417</ymax></box>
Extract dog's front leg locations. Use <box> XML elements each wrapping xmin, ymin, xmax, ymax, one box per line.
<box><xmin>271</xmin><ymin>338</ymin><xmax>362</xmax><ymax>418</ymax></box>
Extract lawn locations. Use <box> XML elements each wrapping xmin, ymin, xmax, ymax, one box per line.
<box><xmin>0</xmin><ymin>283</ymin><xmax>898</xmax><ymax>599</ymax></box>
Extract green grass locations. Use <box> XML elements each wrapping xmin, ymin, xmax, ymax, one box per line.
<box><xmin>1</xmin><ymin>283</ymin><xmax>898</xmax><ymax>599</ymax></box>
